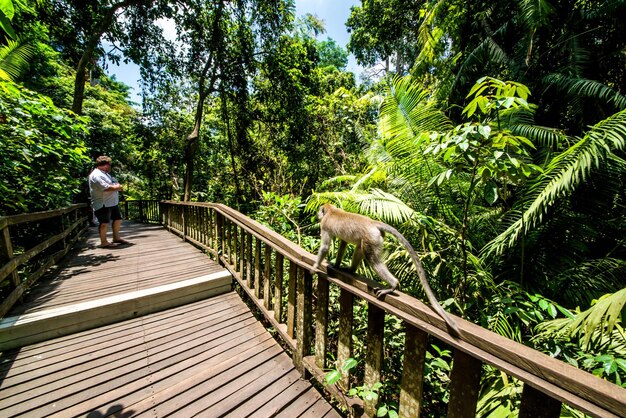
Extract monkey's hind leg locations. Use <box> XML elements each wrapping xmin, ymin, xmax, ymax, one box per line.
<box><xmin>348</xmin><ymin>242</ymin><xmax>365</xmax><ymax>272</ymax></box>
<box><xmin>334</xmin><ymin>240</ymin><xmax>348</xmax><ymax>268</ymax></box>
<box><xmin>368</xmin><ymin>253</ymin><xmax>399</xmax><ymax>298</ymax></box>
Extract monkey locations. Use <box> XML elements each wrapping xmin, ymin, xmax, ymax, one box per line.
<box><xmin>311</xmin><ymin>203</ymin><xmax>460</xmax><ymax>337</ymax></box>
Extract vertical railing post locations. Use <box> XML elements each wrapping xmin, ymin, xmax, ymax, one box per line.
<box><xmin>226</xmin><ymin>220</ymin><xmax>232</xmax><ymax>265</ymax></box>
<box><xmin>58</xmin><ymin>212</ymin><xmax>67</xmax><ymax>252</ymax></box>
<box><xmin>287</xmin><ymin>260</ymin><xmax>297</xmax><ymax>338</ymax></box>
<box><xmin>239</xmin><ymin>227</ymin><xmax>245</xmax><ymax>275</ymax></box>
<box><xmin>233</xmin><ymin>224</ymin><xmax>238</xmax><ymax>272</ymax></box>
<box><xmin>274</xmin><ymin>253</ymin><xmax>284</xmax><ymax>323</ymax></box>
<box><xmin>182</xmin><ymin>205</ymin><xmax>188</xmax><ymax>242</ymax></box>
<box><xmin>295</xmin><ymin>267</ymin><xmax>312</xmax><ymax>375</ymax></box>
<box><xmin>254</xmin><ymin>238</ymin><xmax>262</xmax><ymax>299</ymax></box>
<box><xmin>447</xmin><ymin>350</ymin><xmax>482</xmax><ymax>418</ymax></box>
<box><xmin>215</xmin><ymin>212</ymin><xmax>223</xmax><ymax>265</ymax></box>
<box><xmin>198</xmin><ymin>206</ymin><xmax>202</xmax><ymax>241</ymax></box>
<box><xmin>399</xmin><ymin>324</ymin><xmax>428</xmax><ymax>418</ymax></box>
<box><xmin>246</xmin><ymin>232</ymin><xmax>253</xmax><ymax>287</ymax></box>
<box><xmin>519</xmin><ymin>384</ymin><xmax>562</xmax><ymax>418</ymax></box>
<box><xmin>364</xmin><ymin>303</ymin><xmax>385</xmax><ymax>417</ymax></box>
<box><xmin>0</xmin><ymin>226</ymin><xmax>20</xmax><ymax>294</ymax></box>
<box><xmin>263</xmin><ymin>244</ymin><xmax>272</xmax><ymax>309</ymax></box>
<box><xmin>315</xmin><ymin>276</ymin><xmax>329</xmax><ymax>370</ymax></box>
<box><xmin>337</xmin><ymin>288</ymin><xmax>354</xmax><ymax>390</ymax></box>
<box><xmin>138</xmin><ymin>200</ymin><xmax>144</xmax><ymax>223</ymax></box>
<box><xmin>219</xmin><ymin>212</ymin><xmax>225</xmax><ymax>258</ymax></box>
<box><xmin>209</xmin><ymin>207</ymin><xmax>215</xmax><ymax>249</ymax></box>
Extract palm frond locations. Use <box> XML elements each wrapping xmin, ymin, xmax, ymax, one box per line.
<box><xmin>518</xmin><ymin>0</ymin><xmax>555</xmax><ymax>28</ymax></box>
<box><xmin>0</xmin><ymin>38</ymin><xmax>34</xmax><ymax>81</ymax></box>
<box><xmin>452</xmin><ymin>30</ymin><xmax>515</xmax><ymax>92</ymax></box>
<box><xmin>414</xmin><ymin>0</ymin><xmax>447</xmax><ymax>66</ymax></box>
<box><xmin>535</xmin><ymin>287</ymin><xmax>626</xmax><ymax>350</ymax></box>
<box><xmin>353</xmin><ymin>188</ymin><xmax>422</xmax><ymax>225</ymax></box>
<box><xmin>510</xmin><ymin>123</ymin><xmax>566</xmax><ymax>149</ymax></box>
<box><xmin>318</xmin><ymin>175</ymin><xmax>359</xmax><ymax>189</ymax></box>
<box><xmin>307</xmin><ymin>188</ymin><xmax>425</xmax><ymax>226</ymax></box>
<box><xmin>379</xmin><ymin>75</ymin><xmax>452</xmax><ymax>143</ymax></box>
<box><xmin>543</xmin><ymin>73</ymin><xmax>626</xmax><ymax>110</ymax></box>
<box><xmin>556</xmin><ymin>258</ymin><xmax>626</xmax><ymax>307</ymax></box>
<box><xmin>483</xmin><ymin>108</ymin><xmax>626</xmax><ymax>257</ymax></box>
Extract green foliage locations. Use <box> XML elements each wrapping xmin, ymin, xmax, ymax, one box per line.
<box><xmin>317</xmin><ymin>38</ymin><xmax>348</xmax><ymax>70</ymax></box>
<box><xmin>427</xmin><ymin>77</ymin><xmax>540</xmax><ymax>207</ymax></box>
<box><xmin>476</xmin><ymin>369</ymin><xmax>523</xmax><ymax>418</ymax></box>
<box><xmin>347</xmin><ymin>0</ymin><xmax>423</xmax><ymax>72</ymax></box>
<box><xmin>0</xmin><ymin>81</ymin><xmax>89</xmax><ymax>215</ymax></box>
<box><xmin>253</xmin><ymin>191</ymin><xmax>318</xmax><ymax>250</ymax></box>
<box><xmin>324</xmin><ymin>358</ymin><xmax>399</xmax><ymax>418</ymax></box>
<box><xmin>533</xmin><ymin>288</ymin><xmax>626</xmax><ymax>386</ymax></box>
<box><xmin>536</xmin><ymin>288</ymin><xmax>626</xmax><ymax>351</ymax></box>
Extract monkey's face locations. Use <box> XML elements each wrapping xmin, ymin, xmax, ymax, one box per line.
<box><xmin>317</xmin><ymin>206</ymin><xmax>326</xmax><ymax>220</ymax></box>
<box><xmin>318</xmin><ymin>203</ymin><xmax>334</xmax><ymax>220</ymax></box>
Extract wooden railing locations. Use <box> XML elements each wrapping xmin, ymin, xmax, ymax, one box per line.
<box><xmin>127</xmin><ymin>201</ymin><xmax>626</xmax><ymax>417</ymax></box>
<box><xmin>122</xmin><ymin>199</ymin><xmax>161</xmax><ymax>224</ymax></box>
<box><xmin>0</xmin><ymin>204</ymin><xmax>89</xmax><ymax>318</ymax></box>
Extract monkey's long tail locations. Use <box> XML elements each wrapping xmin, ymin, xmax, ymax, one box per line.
<box><xmin>378</xmin><ymin>223</ymin><xmax>461</xmax><ymax>338</ymax></box>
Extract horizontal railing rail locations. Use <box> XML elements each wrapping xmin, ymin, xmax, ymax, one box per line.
<box><xmin>127</xmin><ymin>200</ymin><xmax>625</xmax><ymax>418</ymax></box>
<box><xmin>0</xmin><ymin>204</ymin><xmax>89</xmax><ymax>318</ymax></box>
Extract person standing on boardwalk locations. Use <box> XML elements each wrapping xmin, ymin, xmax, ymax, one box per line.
<box><xmin>88</xmin><ymin>155</ymin><xmax>130</xmax><ymax>248</ymax></box>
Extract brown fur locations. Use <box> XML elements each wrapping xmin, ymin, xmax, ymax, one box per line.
<box><xmin>312</xmin><ymin>204</ymin><xmax>460</xmax><ymax>337</ymax></box>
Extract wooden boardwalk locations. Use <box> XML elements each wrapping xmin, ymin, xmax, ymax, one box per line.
<box><xmin>0</xmin><ymin>222</ymin><xmax>340</xmax><ymax>417</ymax></box>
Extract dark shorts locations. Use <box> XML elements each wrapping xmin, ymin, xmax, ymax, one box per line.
<box><xmin>94</xmin><ymin>205</ymin><xmax>123</xmax><ymax>224</ymax></box>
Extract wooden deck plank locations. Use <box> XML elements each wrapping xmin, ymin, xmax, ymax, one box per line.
<box><xmin>247</xmin><ymin>377</ymin><xmax>320</xmax><ymax>417</ymax></box>
<box><xmin>176</xmin><ymin>347</ymin><xmax>293</xmax><ymax>416</ymax></box>
<box><xmin>0</xmin><ymin>292</ymin><xmax>243</xmax><ymax>371</ymax></box>
<box><xmin>224</xmin><ymin>368</ymin><xmax>305</xmax><ymax>417</ymax></box>
<box><xmin>0</xmin><ymin>222</ymin><xmax>339</xmax><ymax>417</ymax></box>
<box><xmin>275</xmin><ymin>386</ymin><xmax>329</xmax><ymax>417</ymax></box>
<box><xmin>8</xmin><ymin>222</ymin><xmax>223</xmax><ymax>316</ymax></box>
<box><xmin>0</xmin><ymin>300</ymin><xmax>251</xmax><ymax>396</ymax></box>
<box><xmin>0</xmin><ymin>292</ymin><xmax>242</xmax><ymax>375</ymax></box>
<box><xmin>0</xmin><ymin>305</ymin><xmax>261</xmax><ymax>414</ymax></box>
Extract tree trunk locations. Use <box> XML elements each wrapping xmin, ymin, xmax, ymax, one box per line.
<box><xmin>72</xmin><ymin>0</ymin><xmax>143</xmax><ymax>114</ymax></box>
<box><xmin>182</xmin><ymin>0</ymin><xmax>224</xmax><ymax>201</ymax></box>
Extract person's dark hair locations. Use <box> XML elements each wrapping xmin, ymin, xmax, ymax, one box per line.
<box><xmin>95</xmin><ymin>156</ymin><xmax>112</xmax><ymax>167</ymax></box>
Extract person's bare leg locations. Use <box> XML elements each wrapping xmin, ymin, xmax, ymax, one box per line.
<box><xmin>112</xmin><ymin>219</ymin><xmax>122</xmax><ymax>242</ymax></box>
<box><xmin>99</xmin><ymin>223</ymin><xmax>110</xmax><ymax>247</ymax></box>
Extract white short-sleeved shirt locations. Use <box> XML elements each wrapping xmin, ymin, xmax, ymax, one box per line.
<box><xmin>89</xmin><ymin>168</ymin><xmax>119</xmax><ymax>210</ymax></box>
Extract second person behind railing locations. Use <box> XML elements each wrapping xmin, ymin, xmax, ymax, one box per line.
<box><xmin>88</xmin><ymin>155</ymin><xmax>132</xmax><ymax>248</ymax></box>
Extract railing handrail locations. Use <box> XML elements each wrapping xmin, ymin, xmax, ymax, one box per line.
<box><xmin>129</xmin><ymin>200</ymin><xmax>626</xmax><ymax>417</ymax></box>
<box><xmin>0</xmin><ymin>203</ymin><xmax>86</xmax><ymax>229</ymax></box>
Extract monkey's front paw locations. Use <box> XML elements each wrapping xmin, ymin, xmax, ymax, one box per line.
<box><xmin>375</xmin><ymin>287</ymin><xmax>394</xmax><ymax>299</ymax></box>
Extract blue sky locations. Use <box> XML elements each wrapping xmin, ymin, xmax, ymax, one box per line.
<box><xmin>106</xmin><ymin>0</ymin><xmax>360</xmax><ymax>105</ymax></box>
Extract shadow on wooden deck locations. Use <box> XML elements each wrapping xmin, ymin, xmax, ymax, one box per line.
<box><xmin>0</xmin><ymin>222</ymin><xmax>340</xmax><ymax>417</ymax></box>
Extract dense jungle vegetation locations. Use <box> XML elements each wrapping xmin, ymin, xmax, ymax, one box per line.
<box><xmin>1</xmin><ymin>0</ymin><xmax>625</xmax><ymax>416</ymax></box>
